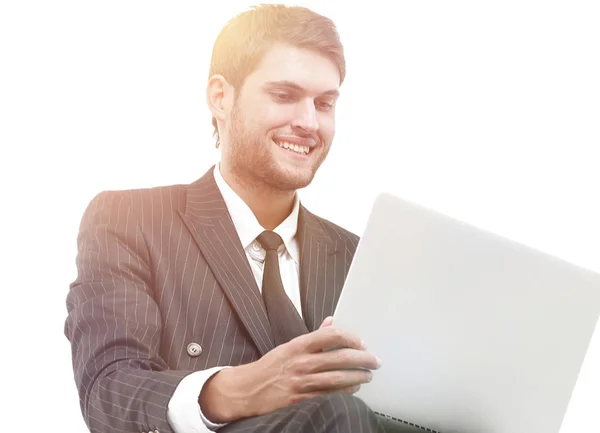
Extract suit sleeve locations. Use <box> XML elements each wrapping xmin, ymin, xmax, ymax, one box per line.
<box><xmin>65</xmin><ymin>190</ymin><xmax>192</xmax><ymax>433</ymax></box>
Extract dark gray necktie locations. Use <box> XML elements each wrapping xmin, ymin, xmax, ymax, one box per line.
<box><xmin>256</xmin><ymin>230</ymin><xmax>309</xmax><ymax>346</ymax></box>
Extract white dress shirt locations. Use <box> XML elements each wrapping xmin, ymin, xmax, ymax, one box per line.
<box><xmin>167</xmin><ymin>164</ymin><xmax>302</xmax><ymax>432</ymax></box>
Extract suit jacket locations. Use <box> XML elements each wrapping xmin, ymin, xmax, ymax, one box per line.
<box><xmin>65</xmin><ymin>166</ymin><xmax>360</xmax><ymax>433</ymax></box>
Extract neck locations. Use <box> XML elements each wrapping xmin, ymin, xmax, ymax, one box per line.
<box><xmin>221</xmin><ymin>165</ymin><xmax>296</xmax><ymax>231</ymax></box>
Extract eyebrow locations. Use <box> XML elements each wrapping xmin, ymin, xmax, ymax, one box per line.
<box><xmin>264</xmin><ymin>80</ymin><xmax>340</xmax><ymax>98</ymax></box>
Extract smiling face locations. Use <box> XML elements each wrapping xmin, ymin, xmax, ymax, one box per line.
<box><xmin>218</xmin><ymin>43</ymin><xmax>341</xmax><ymax>193</ymax></box>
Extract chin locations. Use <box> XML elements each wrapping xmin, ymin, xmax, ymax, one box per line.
<box><xmin>267</xmin><ymin>167</ymin><xmax>316</xmax><ymax>191</ymax></box>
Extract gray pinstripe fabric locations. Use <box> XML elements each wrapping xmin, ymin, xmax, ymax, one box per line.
<box><xmin>64</xmin><ymin>166</ymin><xmax>365</xmax><ymax>433</ymax></box>
<box><xmin>219</xmin><ymin>392</ymin><xmax>386</xmax><ymax>433</ymax></box>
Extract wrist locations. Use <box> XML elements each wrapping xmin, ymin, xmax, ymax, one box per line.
<box><xmin>199</xmin><ymin>365</ymin><xmax>252</xmax><ymax>423</ymax></box>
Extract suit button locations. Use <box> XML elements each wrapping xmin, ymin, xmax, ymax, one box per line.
<box><xmin>186</xmin><ymin>342</ymin><xmax>202</xmax><ymax>357</ymax></box>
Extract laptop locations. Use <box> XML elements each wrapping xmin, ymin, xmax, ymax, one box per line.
<box><xmin>333</xmin><ymin>193</ymin><xmax>600</xmax><ymax>433</ymax></box>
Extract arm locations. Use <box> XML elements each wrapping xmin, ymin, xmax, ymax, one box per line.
<box><xmin>65</xmin><ymin>191</ymin><xmax>193</xmax><ymax>433</ymax></box>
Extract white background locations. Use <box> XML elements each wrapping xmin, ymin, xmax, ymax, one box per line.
<box><xmin>1</xmin><ymin>1</ymin><xmax>599</xmax><ymax>431</ymax></box>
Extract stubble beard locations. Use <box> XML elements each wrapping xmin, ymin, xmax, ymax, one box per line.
<box><xmin>226</xmin><ymin>104</ymin><xmax>331</xmax><ymax>194</ymax></box>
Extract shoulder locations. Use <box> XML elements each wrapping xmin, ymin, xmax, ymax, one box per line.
<box><xmin>81</xmin><ymin>183</ymin><xmax>188</xmax><ymax>225</ymax></box>
<box><xmin>302</xmin><ymin>207</ymin><xmax>360</xmax><ymax>251</ymax></box>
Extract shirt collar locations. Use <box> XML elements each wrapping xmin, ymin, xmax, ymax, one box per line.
<box><xmin>213</xmin><ymin>164</ymin><xmax>300</xmax><ymax>264</ymax></box>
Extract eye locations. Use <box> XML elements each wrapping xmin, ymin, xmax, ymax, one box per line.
<box><xmin>316</xmin><ymin>100</ymin><xmax>334</xmax><ymax>111</ymax></box>
<box><xmin>271</xmin><ymin>92</ymin><xmax>294</xmax><ymax>103</ymax></box>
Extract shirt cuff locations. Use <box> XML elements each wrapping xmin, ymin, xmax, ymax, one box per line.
<box><xmin>167</xmin><ymin>366</ymin><xmax>232</xmax><ymax>432</ymax></box>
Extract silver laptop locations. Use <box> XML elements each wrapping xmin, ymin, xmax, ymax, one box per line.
<box><xmin>333</xmin><ymin>193</ymin><xmax>600</xmax><ymax>433</ymax></box>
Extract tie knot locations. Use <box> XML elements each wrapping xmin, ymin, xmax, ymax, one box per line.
<box><xmin>256</xmin><ymin>230</ymin><xmax>283</xmax><ymax>252</ymax></box>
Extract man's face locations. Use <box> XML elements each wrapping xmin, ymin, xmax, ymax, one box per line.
<box><xmin>221</xmin><ymin>43</ymin><xmax>340</xmax><ymax>192</ymax></box>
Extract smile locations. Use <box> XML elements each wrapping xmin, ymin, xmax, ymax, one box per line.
<box><xmin>275</xmin><ymin>140</ymin><xmax>311</xmax><ymax>155</ymax></box>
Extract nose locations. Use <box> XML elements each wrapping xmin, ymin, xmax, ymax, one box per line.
<box><xmin>291</xmin><ymin>99</ymin><xmax>319</xmax><ymax>134</ymax></box>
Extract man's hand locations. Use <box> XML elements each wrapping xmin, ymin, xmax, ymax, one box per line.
<box><xmin>199</xmin><ymin>317</ymin><xmax>381</xmax><ymax>423</ymax></box>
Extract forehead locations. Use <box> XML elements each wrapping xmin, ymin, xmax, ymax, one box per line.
<box><xmin>243</xmin><ymin>43</ymin><xmax>341</xmax><ymax>95</ymax></box>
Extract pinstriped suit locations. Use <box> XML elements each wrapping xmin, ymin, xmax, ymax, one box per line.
<box><xmin>65</xmin><ymin>166</ymin><xmax>386</xmax><ymax>433</ymax></box>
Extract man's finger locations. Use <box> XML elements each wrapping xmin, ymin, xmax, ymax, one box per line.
<box><xmin>319</xmin><ymin>316</ymin><xmax>334</xmax><ymax>329</ymax></box>
<box><xmin>302</xmin><ymin>326</ymin><xmax>365</xmax><ymax>353</ymax></box>
<box><xmin>339</xmin><ymin>384</ymin><xmax>362</xmax><ymax>395</ymax></box>
<box><xmin>306</xmin><ymin>348</ymin><xmax>381</xmax><ymax>373</ymax></box>
<box><xmin>297</xmin><ymin>369</ymin><xmax>373</xmax><ymax>393</ymax></box>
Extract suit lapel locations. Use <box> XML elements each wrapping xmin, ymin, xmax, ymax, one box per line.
<box><xmin>297</xmin><ymin>206</ymin><xmax>343</xmax><ymax>332</ymax></box>
<box><xmin>178</xmin><ymin>168</ymin><xmax>275</xmax><ymax>356</ymax></box>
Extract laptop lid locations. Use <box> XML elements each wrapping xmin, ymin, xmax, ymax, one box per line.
<box><xmin>333</xmin><ymin>193</ymin><xmax>600</xmax><ymax>433</ymax></box>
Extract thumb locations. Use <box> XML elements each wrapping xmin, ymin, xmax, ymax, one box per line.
<box><xmin>319</xmin><ymin>316</ymin><xmax>334</xmax><ymax>329</ymax></box>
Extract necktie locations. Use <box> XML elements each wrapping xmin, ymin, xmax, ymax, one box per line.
<box><xmin>256</xmin><ymin>230</ymin><xmax>309</xmax><ymax>346</ymax></box>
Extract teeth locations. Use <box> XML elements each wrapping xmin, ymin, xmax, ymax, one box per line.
<box><xmin>277</xmin><ymin>141</ymin><xmax>310</xmax><ymax>154</ymax></box>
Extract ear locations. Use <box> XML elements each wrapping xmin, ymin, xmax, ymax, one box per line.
<box><xmin>206</xmin><ymin>75</ymin><xmax>234</xmax><ymax>122</ymax></box>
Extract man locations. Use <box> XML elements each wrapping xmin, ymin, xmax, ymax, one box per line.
<box><xmin>65</xmin><ymin>4</ymin><xmax>390</xmax><ymax>433</ymax></box>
